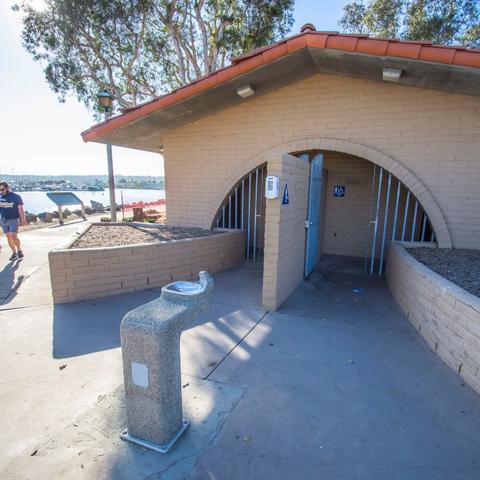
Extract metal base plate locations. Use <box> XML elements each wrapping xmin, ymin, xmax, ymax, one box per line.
<box><xmin>120</xmin><ymin>419</ymin><xmax>189</xmax><ymax>454</ymax></box>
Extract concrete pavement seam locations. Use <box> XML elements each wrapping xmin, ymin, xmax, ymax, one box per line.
<box><xmin>203</xmin><ymin>310</ymin><xmax>269</xmax><ymax>381</ymax></box>
<box><xmin>0</xmin><ymin>302</ymin><xmax>51</xmax><ymax>312</ymax></box>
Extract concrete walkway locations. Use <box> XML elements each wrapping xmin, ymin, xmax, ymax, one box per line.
<box><xmin>0</xmin><ymin>222</ymin><xmax>86</xmax><ymax>308</ymax></box>
<box><xmin>1</xmin><ymin>238</ymin><xmax>480</xmax><ymax>479</ymax></box>
<box><xmin>0</xmin><ymin>226</ymin><xmax>266</xmax><ymax>479</ymax></box>
<box><xmin>191</xmin><ymin>257</ymin><xmax>480</xmax><ymax>479</ymax></box>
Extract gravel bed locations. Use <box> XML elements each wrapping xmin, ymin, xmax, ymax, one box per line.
<box><xmin>407</xmin><ymin>247</ymin><xmax>480</xmax><ymax>298</ymax></box>
<box><xmin>71</xmin><ymin>224</ymin><xmax>217</xmax><ymax>249</ymax></box>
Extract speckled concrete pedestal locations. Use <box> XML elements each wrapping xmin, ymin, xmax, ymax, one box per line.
<box><xmin>120</xmin><ymin>271</ymin><xmax>213</xmax><ymax>452</ymax></box>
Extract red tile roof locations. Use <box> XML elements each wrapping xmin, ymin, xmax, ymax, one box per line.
<box><xmin>82</xmin><ymin>28</ymin><xmax>480</xmax><ymax>143</ymax></box>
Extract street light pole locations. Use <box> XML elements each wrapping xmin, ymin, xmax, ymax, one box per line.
<box><xmin>104</xmin><ymin>111</ymin><xmax>117</xmax><ymax>222</ymax></box>
<box><xmin>98</xmin><ymin>90</ymin><xmax>117</xmax><ymax>222</ymax></box>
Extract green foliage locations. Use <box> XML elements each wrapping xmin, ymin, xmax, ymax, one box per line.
<box><xmin>339</xmin><ymin>0</ymin><xmax>480</xmax><ymax>47</ymax></box>
<box><xmin>13</xmin><ymin>0</ymin><xmax>294</xmax><ymax>116</ymax></box>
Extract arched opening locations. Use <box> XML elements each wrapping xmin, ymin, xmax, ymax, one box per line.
<box><xmin>207</xmin><ymin>138</ymin><xmax>450</xmax><ymax>310</ymax></box>
<box><xmin>212</xmin><ymin>163</ymin><xmax>267</xmax><ymax>261</ymax></box>
<box><xmin>209</xmin><ymin>137</ymin><xmax>450</xmax><ymax>251</ymax></box>
<box><xmin>210</xmin><ymin>148</ymin><xmax>438</xmax><ymax>277</ymax></box>
<box><xmin>292</xmin><ymin>149</ymin><xmax>436</xmax><ymax>276</ymax></box>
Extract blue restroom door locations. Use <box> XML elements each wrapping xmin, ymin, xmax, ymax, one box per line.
<box><xmin>304</xmin><ymin>153</ymin><xmax>324</xmax><ymax>277</ymax></box>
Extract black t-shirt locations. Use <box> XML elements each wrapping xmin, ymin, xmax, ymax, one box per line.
<box><xmin>0</xmin><ymin>192</ymin><xmax>24</xmax><ymax>220</ymax></box>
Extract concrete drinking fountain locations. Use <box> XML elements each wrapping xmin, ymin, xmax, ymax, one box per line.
<box><xmin>120</xmin><ymin>271</ymin><xmax>214</xmax><ymax>453</ymax></box>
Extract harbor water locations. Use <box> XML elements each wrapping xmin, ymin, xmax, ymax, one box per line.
<box><xmin>16</xmin><ymin>188</ymin><xmax>165</xmax><ymax>214</ymax></box>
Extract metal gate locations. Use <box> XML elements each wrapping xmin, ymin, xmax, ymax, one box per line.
<box><xmin>304</xmin><ymin>153</ymin><xmax>324</xmax><ymax>277</ymax></box>
<box><xmin>365</xmin><ymin>165</ymin><xmax>436</xmax><ymax>275</ymax></box>
<box><xmin>213</xmin><ymin>164</ymin><xmax>267</xmax><ymax>261</ymax></box>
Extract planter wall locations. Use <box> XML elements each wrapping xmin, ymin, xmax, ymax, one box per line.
<box><xmin>387</xmin><ymin>242</ymin><xmax>480</xmax><ymax>394</ymax></box>
<box><xmin>49</xmin><ymin>228</ymin><xmax>244</xmax><ymax>304</ymax></box>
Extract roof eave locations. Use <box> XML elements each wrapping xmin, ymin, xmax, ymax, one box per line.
<box><xmin>81</xmin><ymin>32</ymin><xmax>480</xmax><ymax>149</ymax></box>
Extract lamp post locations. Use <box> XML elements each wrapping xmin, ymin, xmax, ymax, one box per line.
<box><xmin>97</xmin><ymin>90</ymin><xmax>117</xmax><ymax>222</ymax></box>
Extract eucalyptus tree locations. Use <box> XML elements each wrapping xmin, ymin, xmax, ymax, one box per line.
<box><xmin>339</xmin><ymin>0</ymin><xmax>480</xmax><ymax>48</ymax></box>
<box><xmin>14</xmin><ymin>0</ymin><xmax>294</xmax><ymax>114</ymax></box>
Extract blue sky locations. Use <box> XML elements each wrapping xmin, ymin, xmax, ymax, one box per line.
<box><xmin>0</xmin><ymin>0</ymin><xmax>349</xmax><ymax>176</ymax></box>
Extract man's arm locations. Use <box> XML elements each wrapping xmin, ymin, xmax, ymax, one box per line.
<box><xmin>18</xmin><ymin>204</ymin><xmax>27</xmax><ymax>226</ymax></box>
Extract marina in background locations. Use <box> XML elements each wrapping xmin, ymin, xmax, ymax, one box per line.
<box><xmin>0</xmin><ymin>174</ymin><xmax>164</xmax><ymax>192</ymax></box>
<box><xmin>19</xmin><ymin>188</ymin><xmax>165</xmax><ymax>214</ymax></box>
<box><xmin>0</xmin><ymin>174</ymin><xmax>165</xmax><ymax>215</ymax></box>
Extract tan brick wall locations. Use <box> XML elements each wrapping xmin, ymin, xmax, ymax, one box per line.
<box><xmin>386</xmin><ymin>242</ymin><xmax>480</xmax><ymax>394</ymax></box>
<box><xmin>164</xmin><ymin>73</ymin><xmax>480</xmax><ymax>250</ymax></box>
<box><xmin>321</xmin><ymin>151</ymin><xmax>428</xmax><ymax>258</ymax></box>
<box><xmin>262</xmin><ymin>154</ymin><xmax>309</xmax><ymax>310</ymax></box>
<box><xmin>322</xmin><ymin>152</ymin><xmax>373</xmax><ymax>257</ymax></box>
<box><xmin>49</xmin><ymin>229</ymin><xmax>244</xmax><ymax>304</ymax></box>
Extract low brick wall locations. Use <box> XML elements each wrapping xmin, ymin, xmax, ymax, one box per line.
<box><xmin>49</xmin><ymin>227</ymin><xmax>244</xmax><ymax>304</ymax></box>
<box><xmin>386</xmin><ymin>242</ymin><xmax>480</xmax><ymax>394</ymax></box>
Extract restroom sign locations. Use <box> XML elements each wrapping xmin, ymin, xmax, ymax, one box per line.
<box><xmin>333</xmin><ymin>185</ymin><xmax>346</xmax><ymax>197</ymax></box>
<box><xmin>282</xmin><ymin>184</ymin><xmax>289</xmax><ymax>205</ymax></box>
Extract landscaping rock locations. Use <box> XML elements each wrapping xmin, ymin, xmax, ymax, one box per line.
<box><xmin>407</xmin><ymin>247</ymin><xmax>480</xmax><ymax>298</ymax></box>
<box><xmin>70</xmin><ymin>224</ymin><xmax>218</xmax><ymax>249</ymax></box>
<box><xmin>38</xmin><ymin>212</ymin><xmax>53</xmax><ymax>223</ymax></box>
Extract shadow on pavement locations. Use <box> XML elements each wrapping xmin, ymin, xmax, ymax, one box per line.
<box><xmin>187</xmin><ymin>256</ymin><xmax>480</xmax><ymax>479</ymax></box>
<box><xmin>53</xmin><ymin>265</ymin><xmax>266</xmax><ymax>361</ymax></box>
<box><xmin>0</xmin><ymin>260</ymin><xmax>24</xmax><ymax>305</ymax></box>
<box><xmin>52</xmin><ymin>290</ymin><xmax>160</xmax><ymax>359</ymax></box>
<box><xmin>52</xmin><ymin>290</ymin><xmax>264</xmax><ymax>367</ymax></box>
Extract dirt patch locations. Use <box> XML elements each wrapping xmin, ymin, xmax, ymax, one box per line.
<box><xmin>71</xmin><ymin>224</ymin><xmax>218</xmax><ymax>249</ymax></box>
<box><xmin>407</xmin><ymin>248</ymin><xmax>480</xmax><ymax>298</ymax></box>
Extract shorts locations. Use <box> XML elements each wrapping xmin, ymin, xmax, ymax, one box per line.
<box><xmin>1</xmin><ymin>218</ymin><xmax>19</xmax><ymax>234</ymax></box>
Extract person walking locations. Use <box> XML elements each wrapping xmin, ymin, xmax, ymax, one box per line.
<box><xmin>0</xmin><ymin>181</ymin><xmax>26</xmax><ymax>261</ymax></box>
